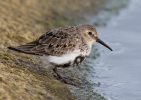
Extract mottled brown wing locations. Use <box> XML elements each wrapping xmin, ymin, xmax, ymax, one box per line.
<box><xmin>8</xmin><ymin>26</ymin><xmax>81</xmax><ymax>56</ymax></box>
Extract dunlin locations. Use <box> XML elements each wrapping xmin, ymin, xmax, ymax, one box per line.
<box><xmin>8</xmin><ymin>24</ymin><xmax>112</xmax><ymax>84</ymax></box>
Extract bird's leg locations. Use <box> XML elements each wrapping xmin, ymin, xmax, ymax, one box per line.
<box><xmin>53</xmin><ymin>66</ymin><xmax>77</xmax><ymax>85</ymax></box>
<box><xmin>53</xmin><ymin>66</ymin><xmax>64</xmax><ymax>80</ymax></box>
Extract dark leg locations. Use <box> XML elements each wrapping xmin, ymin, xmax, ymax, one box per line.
<box><xmin>53</xmin><ymin>66</ymin><xmax>63</xmax><ymax>79</ymax></box>
<box><xmin>53</xmin><ymin>66</ymin><xmax>79</xmax><ymax>86</ymax></box>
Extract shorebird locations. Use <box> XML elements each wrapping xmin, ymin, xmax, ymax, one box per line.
<box><xmin>8</xmin><ymin>24</ymin><xmax>112</xmax><ymax>84</ymax></box>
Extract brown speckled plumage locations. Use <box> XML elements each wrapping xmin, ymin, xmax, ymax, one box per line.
<box><xmin>9</xmin><ymin>25</ymin><xmax>88</xmax><ymax>56</ymax></box>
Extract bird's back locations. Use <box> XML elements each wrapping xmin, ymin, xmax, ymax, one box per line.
<box><xmin>8</xmin><ymin>26</ymin><xmax>87</xmax><ymax>57</ymax></box>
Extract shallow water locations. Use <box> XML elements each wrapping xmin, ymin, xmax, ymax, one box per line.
<box><xmin>90</xmin><ymin>0</ymin><xmax>141</xmax><ymax>100</ymax></box>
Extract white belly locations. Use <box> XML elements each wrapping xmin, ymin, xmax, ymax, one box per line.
<box><xmin>47</xmin><ymin>51</ymin><xmax>80</xmax><ymax>65</ymax></box>
<box><xmin>41</xmin><ymin>48</ymin><xmax>91</xmax><ymax>66</ymax></box>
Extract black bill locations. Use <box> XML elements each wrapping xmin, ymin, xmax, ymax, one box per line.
<box><xmin>96</xmin><ymin>37</ymin><xmax>113</xmax><ymax>51</ymax></box>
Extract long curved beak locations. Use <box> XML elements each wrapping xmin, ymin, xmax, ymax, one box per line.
<box><xmin>96</xmin><ymin>37</ymin><xmax>113</xmax><ymax>51</ymax></box>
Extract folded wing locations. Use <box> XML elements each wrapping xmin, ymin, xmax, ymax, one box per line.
<box><xmin>8</xmin><ymin>26</ymin><xmax>81</xmax><ymax>56</ymax></box>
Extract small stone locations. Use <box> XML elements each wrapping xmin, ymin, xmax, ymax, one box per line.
<box><xmin>0</xmin><ymin>76</ymin><xmax>3</xmax><ymax>82</ymax></box>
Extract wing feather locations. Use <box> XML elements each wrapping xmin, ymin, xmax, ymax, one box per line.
<box><xmin>8</xmin><ymin>26</ymin><xmax>81</xmax><ymax>56</ymax></box>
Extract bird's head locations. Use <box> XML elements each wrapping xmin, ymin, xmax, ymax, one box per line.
<box><xmin>77</xmin><ymin>24</ymin><xmax>113</xmax><ymax>51</ymax></box>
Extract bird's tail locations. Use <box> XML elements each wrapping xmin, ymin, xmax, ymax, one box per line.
<box><xmin>7</xmin><ymin>41</ymin><xmax>39</xmax><ymax>55</ymax></box>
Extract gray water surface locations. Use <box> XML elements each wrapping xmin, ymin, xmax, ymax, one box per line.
<box><xmin>91</xmin><ymin>0</ymin><xmax>141</xmax><ymax>100</ymax></box>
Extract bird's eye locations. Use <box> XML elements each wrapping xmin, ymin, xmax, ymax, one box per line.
<box><xmin>88</xmin><ymin>32</ymin><xmax>93</xmax><ymax>35</ymax></box>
